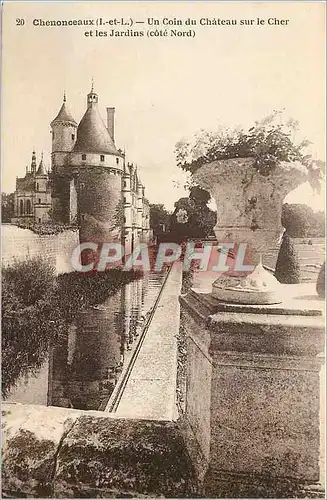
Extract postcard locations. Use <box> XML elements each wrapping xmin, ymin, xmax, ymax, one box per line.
<box><xmin>1</xmin><ymin>1</ymin><xmax>325</xmax><ymax>498</ymax></box>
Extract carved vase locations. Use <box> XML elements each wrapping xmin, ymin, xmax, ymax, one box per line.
<box><xmin>193</xmin><ymin>157</ymin><xmax>308</xmax><ymax>267</ymax></box>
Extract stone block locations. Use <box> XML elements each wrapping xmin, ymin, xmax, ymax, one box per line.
<box><xmin>2</xmin><ymin>404</ymin><xmax>81</xmax><ymax>497</ymax></box>
<box><xmin>53</xmin><ymin>416</ymin><xmax>195</xmax><ymax>498</ymax></box>
<box><xmin>2</xmin><ymin>404</ymin><xmax>196</xmax><ymax>498</ymax></box>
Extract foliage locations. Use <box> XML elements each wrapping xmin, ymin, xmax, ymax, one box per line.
<box><xmin>171</xmin><ymin>187</ymin><xmax>216</xmax><ymax>239</ymax></box>
<box><xmin>2</xmin><ymin>258</ymin><xmax>59</xmax><ymax>398</ymax></box>
<box><xmin>114</xmin><ymin>198</ymin><xmax>124</xmax><ymax>229</ymax></box>
<box><xmin>274</xmin><ymin>233</ymin><xmax>301</xmax><ymax>284</ymax></box>
<box><xmin>3</xmin><ymin>257</ymin><xmax>56</xmax><ymax>306</ymax></box>
<box><xmin>15</xmin><ymin>220</ymin><xmax>78</xmax><ymax>235</ymax></box>
<box><xmin>316</xmin><ymin>262</ymin><xmax>325</xmax><ymax>299</ymax></box>
<box><xmin>1</xmin><ymin>192</ymin><xmax>15</xmax><ymax>222</ymax></box>
<box><xmin>282</xmin><ymin>204</ymin><xmax>325</xmax><ymax>238</ymax></box>
<box><xmin>175</xmin><ymin>111</ymin><xmax>315</xmax><ymax>178</ymax></box>
<box><xmin>149</xmin><ymin>203</ymin><xmax>171</xmax><ymax>235</ymax></box>
<box><xmin>2</xmin><ymin>257</ymin><xmax>142</xmax><ymax>398</ymax></box>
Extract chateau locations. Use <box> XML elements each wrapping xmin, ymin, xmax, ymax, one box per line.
<box><xmin>13</xmin><ymin>151</ymin><xmax>52</xmax><ymax>223</ymax></box>
<box><xmin>13</xmin><ymin>85</ymin><xmax>151</xmax><ymax>252</ymax></box>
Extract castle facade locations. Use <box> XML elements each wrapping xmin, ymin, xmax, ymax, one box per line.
<box><xmin>13</xmin><ymin>151</ymin><xmax>52</xmax><ymax>223</ymax></box>
<box><xmin>13</xmin><ymin>86</ymin><xmax>151</xmax><ymax>252</ymax></box>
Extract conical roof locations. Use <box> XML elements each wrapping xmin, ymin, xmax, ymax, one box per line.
<box><xmin>36</xmin><ymin>154</ymin><xmax>46</xmax><ymax>175</ymax></box>
<box><xmin>51</xmin><ymin>98</ymin><xmax>77</xmax><ymax>126</ymax></box>
<box><xmin>73</xmin><ymin>105</ymin><xmax>120</xmax><ymax>155</ymax></box>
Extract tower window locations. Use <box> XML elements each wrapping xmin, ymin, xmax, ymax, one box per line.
<box><xmin>72</xmin><ymin>134</ymin><xmax>75</xmax><ymax>141</ymax></box>
<box><xmin>100</xmin><ymin>155</ymin><xmax>105</xmax><ymax>162</ymax></box>
<box><xmin>82</xmin><ymin>154</ymin><xmax>86</xmax><ymax>161</ymax></box>
<box><xmin>116</xmin><ymin>157</ymin><xmax>119</xmax><ymax>165</ymax></box>
<box><xmin>123</xmin><ymin>181</ymin><xmax>127</xmax><ymax>188</ymax></box>
<box><xmin>38</xmin><ymin>198</ymin><xmax>41</xmax><ymax>204</ymax></box>
<box><xmin>52</xmin><ymin>132</ymin><xmax>55</xmax><ymax>140</ymax></box>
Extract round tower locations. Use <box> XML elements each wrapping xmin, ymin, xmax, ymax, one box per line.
<box><xmin>50</xmin><ymin>94</ymin><xmax>77</xmax><ymax>223</ymax></box>
<box><xmin>50</xmin><ymin>93</ymin><xmax>77</xmax><ymax>172</ymax></box>
<box><xmin>69</xmin><ymin>85</ymin><xmax>124</xmax><ymax>256</ymax></box>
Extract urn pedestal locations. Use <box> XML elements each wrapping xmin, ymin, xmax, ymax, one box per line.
<box><xmin>179</xmin><ymin>284</ymin><xmax>325</xmax><ymax>498</ymax></box>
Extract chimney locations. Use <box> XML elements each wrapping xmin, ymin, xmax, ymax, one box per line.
<box><xmin>106</xmin><ymin>107</ymin><xmax>115</xmax><ymax>143</ymax></box>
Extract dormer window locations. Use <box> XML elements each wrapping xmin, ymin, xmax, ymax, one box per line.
<box><xmin>116</xmin><ymin>157</ymin><xmax>119</xmax><ymax>165</ymax></box>
<box><xmin>82</xmin><ymin>154</ymin><xmax>86</xmax><ymax>161</ymax></box>
<box><xmin>100</xmin><ymin>155</ymin><xmax>105</xmax><ymax>162</ymax></box>
<box><xmin>72</xmin><ymin>134</ymin><xmax>75</xmax><ymax>141</ymax></box>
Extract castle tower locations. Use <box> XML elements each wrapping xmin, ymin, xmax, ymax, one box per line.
<box><xmin>50</xmin><ymin>93</ymin><xmax>77</xmax><ymax>171</ymax></box>
<box><xmin>50</xmin><ymin>94</ymin><xmax>78</xmax><ymax>222</ymax></box>
<box><xmin>34</xmin><ymin>153</ymin><xmax>52</xmax><ymax>223</ymax></box>
<box><xmin>69</xmin><ymin>85</ymin><xmax>124</xmax><ymax>253</ymax></box>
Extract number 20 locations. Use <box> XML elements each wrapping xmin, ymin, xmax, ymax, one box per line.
<box><xmin>16</xmin><ymin>18</ymin><xmax>25</xmax><ymax>26</ymax></box>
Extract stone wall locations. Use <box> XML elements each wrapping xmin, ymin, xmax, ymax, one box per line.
<box><xmin>2</xmin><ymin>225</ymin><xmax>79</xmax><ymax>275</ymax></box>
<box><xmin>2</xmin><ymin>403</ymin><xmax>196</xmax><ymax>498</ymax></box>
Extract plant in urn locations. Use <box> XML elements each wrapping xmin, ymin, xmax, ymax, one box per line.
<box><xmin>176</xmin><ymin>112</ymin><xmax>321</xmax><ymax>304</ymax></box>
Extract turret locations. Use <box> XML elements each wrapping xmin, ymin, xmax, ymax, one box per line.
<box><xmin>50</xmin><ymin>93</ymin><xmax>77</xmax><ymax>170</ymax></box>
<box><xmin>31</xmin><ymin>150</ymin><xmax>37</xmax><ymax>175</ymax></box>
<box><xmin>36</xmin><ymin>152</ymin><xmax>46</xmax><ymax>175</ymax></box>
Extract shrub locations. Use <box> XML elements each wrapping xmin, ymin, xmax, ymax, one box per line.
<box><xmin>274</xmin><ymin>233</ymin><xmax>301</xmax><ymax>284</ymax></box>
<box><xmin>3</xmin><ymin>257</ymin><xmax>56</xmax><ymax>306</ymax></box>
<box><xmin>316</xmin><ymin>262</ymin><xmax>325</xmax><ymax>298</ymax></box>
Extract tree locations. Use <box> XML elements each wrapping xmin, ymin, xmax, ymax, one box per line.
<box><xmin>1</xmin><ymin>192</ymin><xmax>15</xmax><ymax>222</ymax></box>
<box><xmin>170</xmin><ymin>187</ymin><xmax>216</xmax><ymax>240</ymax></box>
<box><xmin>149</xmin><ymin>204</ymin><xmax>171</xmax><ymax>235</ymax></box>
<box><xmin>282</xmin><ymin>203</ymin><xmax>325</xmax><ymax>238</ymax></box>
<box><xmin>274</xmin><ymin>233</ymin><xmax>301</xmax><ymax>284</ymax></box>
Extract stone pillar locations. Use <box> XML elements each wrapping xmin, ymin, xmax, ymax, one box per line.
<box><xmin>180</xmin><ymin>284</ymin><xmax>325</xmax><ymax>498</ymax></box>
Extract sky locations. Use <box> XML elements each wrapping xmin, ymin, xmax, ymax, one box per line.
<box><xmin>1</xmin><ymin>1</ymin><xmax>326</xmax><ymax>211</ymax></box>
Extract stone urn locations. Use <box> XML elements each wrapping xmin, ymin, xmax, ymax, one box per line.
<box><xmin>193</xmin><ymin>157</ymin><xmax>309</xmax><ymax>302</ymax></box>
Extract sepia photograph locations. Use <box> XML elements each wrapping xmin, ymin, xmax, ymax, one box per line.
<box><xmin>1</xmin><ymin>1</ymin><xmax>326</xmax><ymax>498</ymax></box>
